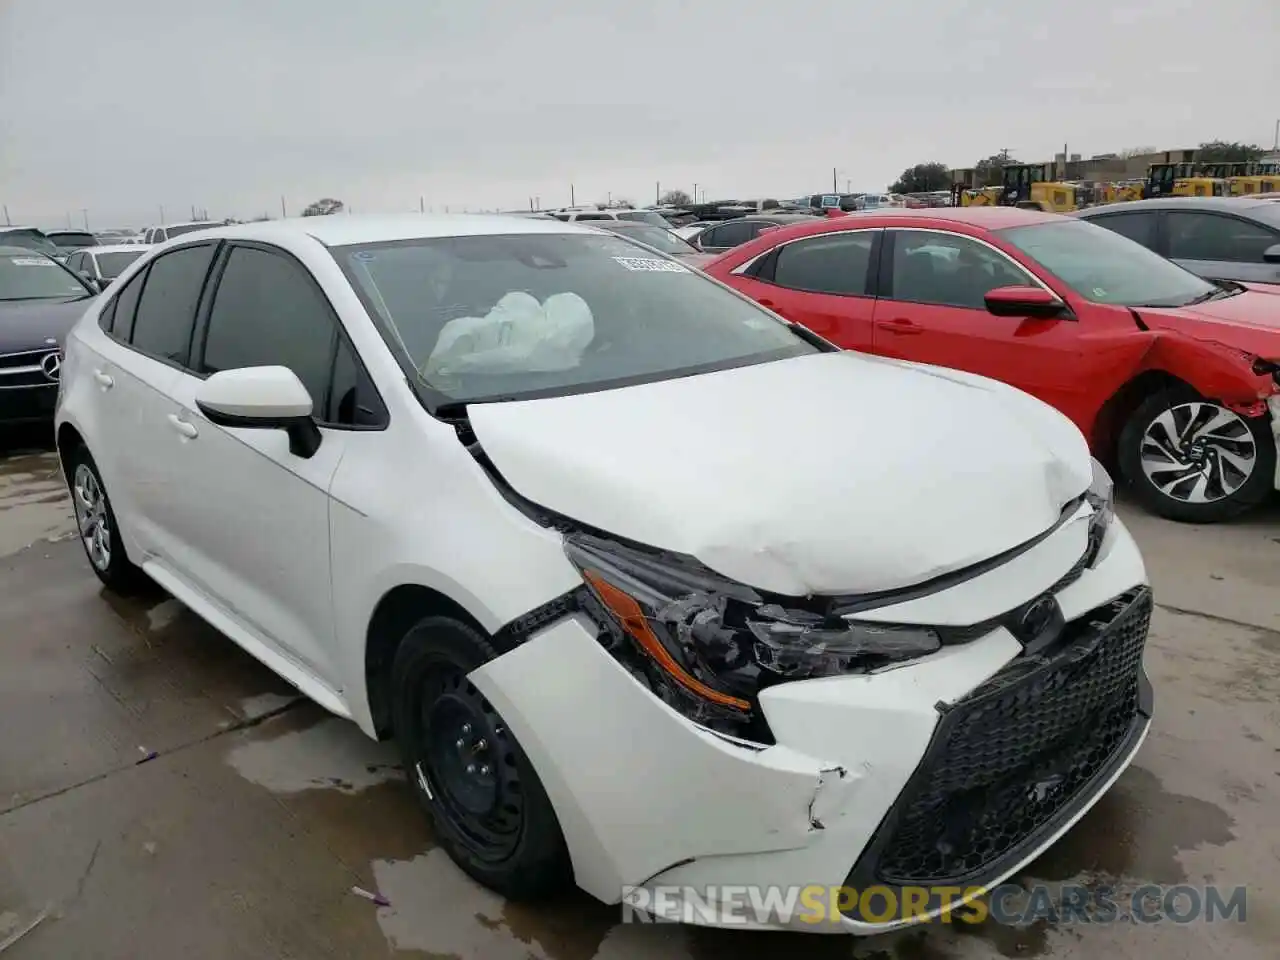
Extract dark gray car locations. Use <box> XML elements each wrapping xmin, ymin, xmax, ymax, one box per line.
<box><xmin>691</xmin><ymin>214</ymin><xmax>820</xmax><ymax>254</ymax></box>
<box><xmin>0</xmin><ymin>246</ymin><xmax>97</xmax><ymax>426</ymax></box>
<box><xmin>1075</xmin><ymin>196</ymin><xmax>1280</xmax><ymax>286</ymax></box>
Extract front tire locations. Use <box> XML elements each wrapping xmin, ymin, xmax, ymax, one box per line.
<box><xmin>65</xmin><ymin>444</ymin><xmax>150</xmax><ymax>592</ymax></box>
<box><xmin>390</xmin><ymin>616</ymin><xmax>572</xmax><ymax>900</ymax></box>
<box><xmin>1117</xmin><ymin>387</ymin><xmax>1275</xmax><ymax>523</ymax></box>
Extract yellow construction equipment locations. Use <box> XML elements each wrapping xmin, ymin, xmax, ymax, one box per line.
<box><xmin>1146</xmin><ymin>162</ymin><xmax>1230</xmax><ymax>198</ymax></box>
<box><xmin>961</xmin><ymin>187</ymin><xmax>1002</xmax><ymax>207</ymax></box>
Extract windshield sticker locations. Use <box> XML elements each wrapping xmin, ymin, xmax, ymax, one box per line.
<box><xmin>10</xmin><ymin>257</ymin><xmax>55</xmax><ymax>266</ymax></box>
<box><xmin>612</xmin><ymin>256</ymin><xmax>688</xmax><ymax>273</ymax></box>
<box><xmin>352</xmin><ymin>251</ymin><xmax>376</xmax><ymax>261</ymax></box>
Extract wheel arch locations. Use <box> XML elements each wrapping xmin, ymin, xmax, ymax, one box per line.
<box><xmin>55</xmin><ymin>421</ymin><xmax>86</xmax><ymax>479</ymax></box>
<box><xmin>1090</xmin><ymin>369</ymin><xmax>1196</xmax><ymax>465</ymax></box>
<box><xmin>364</xmin><ymin>583</ymin><xmax>491</xmax><ymax>739</ymax></box>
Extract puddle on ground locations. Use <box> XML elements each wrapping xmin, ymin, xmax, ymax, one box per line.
<box><xmin>1024</xmin><ymin>768</ymin><xmax>1233</xmax><ymax>885</ymax></box>
<box><xmin>0</xmin><ymin>450</ymin><xmax>73</xmax><ymax>558</ymax></box>
<box><xmin>1026</xmin><ymin>766</ymin><xmax>1235</xmax><ymax>885</ymax></box>
<box><xmin>371</xmin><ymin>849</ymin><xmax>622</xmax><ymax>960</ymax></box>
<box><xmin>225</xmin><ymin>712</ymin><xmax>400</xmax><ymax>794</ymax></box>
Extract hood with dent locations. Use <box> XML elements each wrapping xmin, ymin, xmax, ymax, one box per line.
<box><xmin>0</xmin><ymin>298</ymin><xmax>92</xmax><ymax>352</ymax></box>
<box><xmin>1134</xmin><ymin>290</ymin><xmax>1280</xmax><ymax>359</ymax></box>
<box><xmin>466</xmin><ymin>352</ymin><xmax>1092</xmax><ymax>596</ymax></box>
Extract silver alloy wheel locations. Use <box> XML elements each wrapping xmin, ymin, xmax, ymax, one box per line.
<box><xmin>72</xmin><ymin>463</ymin><xmax>112</xmax><ymax>571</ymax></box>
<box><xmin>1138</xmin><ymin>401</ymin><xmax>1257</xmax><ymax>504</ymax></box>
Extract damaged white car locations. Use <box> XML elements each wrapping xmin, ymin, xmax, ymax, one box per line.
<box><xmin>54</xmin><ymin>214</ymin><xmax>1153</xmax><ymax>933</ymax></box>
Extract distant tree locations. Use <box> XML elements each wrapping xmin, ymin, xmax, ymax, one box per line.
<box><xmin>1118</xmin><ymin>146</ymin><xmax>1158</xmax><ymax>158</ymax></box>
<box><xmin>302</xmin><ymin>198</ymin><xmax>345</xmax><ymax>216</ymax></box>
<box><xmin>1196</xmin><ymin>141</ymin><xmax>1265</xmax><ymax>163</ymax></box>
<box><xmin>889</xmin><ymin>162</ymin><xmax>951</xmax><ymax>194</ymax></box>
<box><xmin>660</xmin><ymin>189</ymin><xmax>692</xmax><ymax>206</ymax></box>
<box><xmin>973</xmin><ymin>150</ymin><xmax>1018</xmax><ymax>187</ymax></box>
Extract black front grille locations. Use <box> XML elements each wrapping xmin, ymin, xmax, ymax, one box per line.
<box><xmin>0</xmin><ymin>349</ymin><xmax>58</xmax><ymax>389</ymax></box>
<box><xmin>844</xmin><ymin>587</ymin><xmax>1152</xmax><ymax>901</ymax></box>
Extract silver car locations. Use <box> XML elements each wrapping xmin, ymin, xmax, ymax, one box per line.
<box><xmin>1075</xmin><ymin>196</ymin><xmax>1280</xmax><ymax>286</ymax></box>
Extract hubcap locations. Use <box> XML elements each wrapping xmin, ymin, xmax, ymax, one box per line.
<box><xmin>72</xmin><ymin>463</ymin><xmax>112</xmax><ymax>571</ymax></box>
<box><xmin>1139</xmin><ymin>402</ymin><xmax>1257</xmax><ymax>504</ymax></box>
<box><xmin>417</xmin><ymin>670</ymin><xmax>524</xmax><ymax>861</ymax></box>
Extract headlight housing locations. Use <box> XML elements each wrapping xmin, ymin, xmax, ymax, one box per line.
<box><xmin>1085</xmin><ymin>457</ymin><xmax>1115</xmax><ymax>565</ymax></box>
<box><xmin>564</xmin><ymin>532</ymin><xmax>942</xmax><ymax>736</ymax></box>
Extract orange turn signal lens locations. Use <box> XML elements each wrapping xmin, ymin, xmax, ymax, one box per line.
<box><xmin>583</xmin><ymin>570</ymin><xmax>752</xmax><ymax>711</ymax></box>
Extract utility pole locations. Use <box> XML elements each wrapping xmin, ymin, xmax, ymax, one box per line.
<box><xmin>693</xmin><ymin>183</ymin><xmax>698</xmax><ymax>205</ymax></box>
<box><xmin>419</xmin><ymin>196</ymin><xmax>425</xmax><ymax>212</ymax></box>
<box><xmin>280</xmin><ymin>196</ymin><xmax>287</xmax><ymax>218</ymax></box>
<box><xmin>191</xmin><ymin>204</ymin><xmax>196</xmax><ymax>220</ymax></box>
<box><xmin>1274</xmin><ymin>119</ymin><xmax>1279</xmax><ymax>151</ymax></box>
<box><xmin>607</xmin><ymin>191</ymin><xmax>612</xmax><ymax>206</ymax></box>
<box><xmin>570</xmin><ymin>184</ymin><xmax>576</xmax><ymax>206</ymax></box>
<box><xmin>2</xmin><ymin>204</ymin><xmax>10</xmax><ymax>226</ymax></box>
<box><xmin>159</xmin><ymin>204</ymin><xmax>166</xmax><ymax>224</ymax></box>
<box><xmin>832</xmin><ymin>167</ymin><xmax>837</xmax><ymax>192</ymax></box>
<box><xmin>82</xmin><ymin>209</ymin><xmax>89</xmax><ymax>229</ymax></box>
<box><xmin>655</xmin><ymin>181</ymin><xmax>660</xmax><ymax>204</ymax></box>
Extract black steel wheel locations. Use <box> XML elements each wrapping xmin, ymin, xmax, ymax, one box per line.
<box><xmin>390</xmin><ymin>615</ymin><xmax>572</xmax><ymax>899</ymax></box>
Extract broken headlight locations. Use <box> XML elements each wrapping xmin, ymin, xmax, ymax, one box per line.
<box><xmin>564</xmin><ymin>532</ymin><xmax>942</xmax><ymax>728</ymax></box>
<box><xmin>1085</xmin><ymin>457</ymin><xmax>1114</xmax><ymax>565</ymax></box>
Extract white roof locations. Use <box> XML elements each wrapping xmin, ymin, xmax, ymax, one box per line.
<box><xmin>172</xmin><ymin>214</ymin><xmax>593</xmax><ymax>247</ymax></box>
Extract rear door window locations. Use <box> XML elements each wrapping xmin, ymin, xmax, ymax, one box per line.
<box><xmin>771</xmin><ymin>231</ymin><xmax>877</xmax><ymax>296</ymax></box>
<box><xmin>105</xmin><ymin>266</ymin><xmax>147</xmax><ymax>337</ymax></box>
<box><xmin>1166</xmin><ymin>212</ymin><xmax>1279</xmax><ymax>263</ymax></box>
<box><xmin>128</xmin><ymin>244</ymin><xmax>217</xmax><ymax>365</ymax></box>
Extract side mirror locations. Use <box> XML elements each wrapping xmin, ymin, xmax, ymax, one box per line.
<box><xmin>195</xmin><ymin>366</ymin><xmax>322</xmax><ymax>458</ymax></box>
<box><xmin>984</xmin><ymin>285</ymin><xmax>1068</xmax><ymax>319</ymax></box>
<box><xmin>1263</xmin><ymin>243</ymin><xmax>1280</xmax><ymax>264</ymax></box>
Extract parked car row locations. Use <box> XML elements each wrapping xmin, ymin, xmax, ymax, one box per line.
<box><xmin>48</xmin><ymin>213</ymin><xmax>1153</xmax><ymax>935</ymax></box>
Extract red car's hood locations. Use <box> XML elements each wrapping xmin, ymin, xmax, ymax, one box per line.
<box><xmin>1135</xmin><ymin>289</ymin><xmax>1280</xmax><ymax>359</ymax></box>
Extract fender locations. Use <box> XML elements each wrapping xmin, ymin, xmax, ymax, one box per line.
<box><xmin>1131</xmin><ymin>327</ymin><xmax>1278</xmax><ymax>417</ymax></box>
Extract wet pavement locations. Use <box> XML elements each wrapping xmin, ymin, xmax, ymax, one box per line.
<box><xmin>2</xmin><ymin>428</ymin><xmax>1279</xmax><ymax>959</ymax></box>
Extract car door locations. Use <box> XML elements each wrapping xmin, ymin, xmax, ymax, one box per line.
<box><xmin>1164</xmin><ymin>210</ymin><xmax>1280</xmax><ymax>285</ymax></box>
<box><xmin>157</xmin><ymin>241</ymin><xmax>384</xmax><ymax>684</ymax></box>
<box><xmin>870</xmin><ymin>228</ymin><xmax>1084</xmax><ymax>410</ymax></box>
<box><xmin>730</xmin><ymin>228</ymin><xmax>881</xmax><ymax>350</ymax></box>
<box><xmin>83</xmin><ymin>244</ymin><xmax>217</xmax><ymax>556</ymax></box>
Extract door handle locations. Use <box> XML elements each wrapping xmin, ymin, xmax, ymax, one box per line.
<box><xmin>877</xmin><ymin>318</ymin><xmax>924</xmax><ymax>335</ymax></box>
<box><xmin>167</xmin><ymin>414</ymin><xmax>199</xmax><ymax>439</ymax></box>
<box><xmin>92</xmin><ymin>369</ymin><xmax>114</xmax><ymax>389</ymax></box>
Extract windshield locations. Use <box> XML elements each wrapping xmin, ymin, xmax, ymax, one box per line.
<box><xmin>999</xmin><ymin>219</ymin><xmax>1216</xmax><ymax>308</ymax></box>
<box><xmin>615</xmin><ymin>210</ymin><xmax>672</xmax><ymax>228</ymax></box>
<box><xmin>96</xmin><ymin>250</ymin><xmax>144</xmax><ymax>278</ymax></box>
<box><xmin>49</xmin><ymin>232</ymin><xmax>97</xmax><ymax>248</ymax></box>
<box><xmin>0</xmin><ymin>230</ymin><xmax>59</xmax><ymax>256</ymax></box>
<box><xmin>333</xmin><ymin>232</ymin><xmax>814</xmax><ymax>404</ymax></box>
<box><xmin>0</xmin><ymin>253</ymin><xmax>93</xmax><ymax>301</ymax></box>
<box><xmin>595</xmin><ymin>222</ymin><xmax>697</xmax><ymax>255</ymax></box>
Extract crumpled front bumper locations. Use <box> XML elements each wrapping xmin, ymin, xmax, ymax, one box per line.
<box><xmin>468</xmin><ymin>513</ymin><xmax>1150</xmax><ymax>934</ymax></box>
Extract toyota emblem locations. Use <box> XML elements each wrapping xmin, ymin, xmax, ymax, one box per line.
<box><xmin>41</xmin><ymin>352</ymin><xmax>62</xmax><ymax>382</ymax></box>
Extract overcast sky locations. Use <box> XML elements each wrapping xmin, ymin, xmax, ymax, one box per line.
<box><xmin>2</xmin><ymin>0</ymin><xmax>1276</xmax><ymax>229</ymax></box>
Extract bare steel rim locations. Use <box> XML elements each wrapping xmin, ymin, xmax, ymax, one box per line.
<box><xmin>72</xmin><ymin>463</ymin><xmax>112</xmax><ymax>571</ymax></box>
<box><xmin>1138</xmin><ymin>401</ymin><xmax>1257</xmax><ymax>505</ymax></box>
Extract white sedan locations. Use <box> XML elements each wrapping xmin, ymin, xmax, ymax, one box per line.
<box><xmin>54</xmin><ymin>214</ymin><xmax>1152</xmax><ymax>933</ymax></box>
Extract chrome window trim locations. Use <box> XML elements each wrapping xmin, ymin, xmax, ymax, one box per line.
<box><xmin>881</xmin><ymin>225</ymin><xmax>1055</xmax><ymax>297</ymax></box>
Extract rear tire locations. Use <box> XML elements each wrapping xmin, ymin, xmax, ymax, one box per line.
<box><xmin>390</xmin><ymin>616</ymin><xmax>572</xmax><ymax>900</ymax></box>
<box><xmin>1116</xmin><ymin>386</ymin><xmax>1274</xmax><ymax>523</ymax></box>
<box><xmin>65</xmin><ymin>444</ymin><xmax>151</xmax><ymax>593</ymax></box>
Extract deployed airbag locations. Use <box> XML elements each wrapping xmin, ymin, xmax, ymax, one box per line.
<box><xmin>422</xmin><ymin>291</ymin><xmax>595</xmax><ymax>378</ymax></box>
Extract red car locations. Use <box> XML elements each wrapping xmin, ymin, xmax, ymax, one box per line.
<box><xmin>703</xmin><ymin>207</ymin><xmax>1280</xmax><ymax>522</ymax></box>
